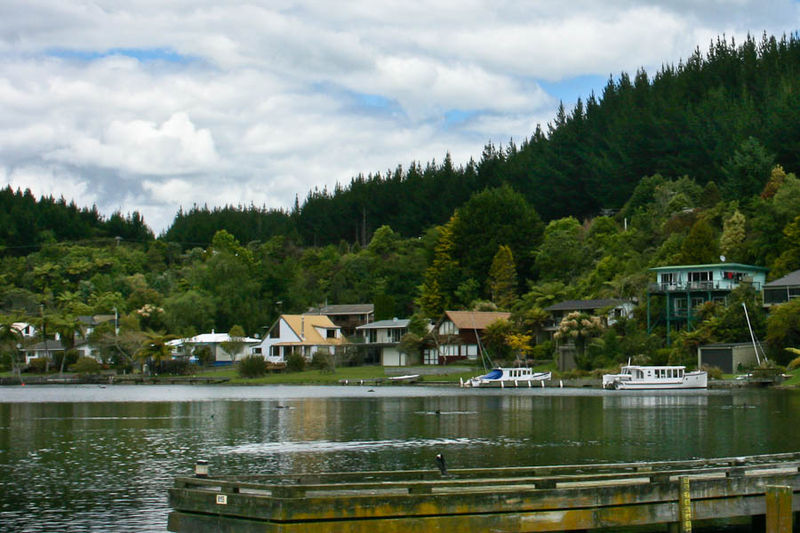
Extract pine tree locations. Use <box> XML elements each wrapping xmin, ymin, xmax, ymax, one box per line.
<box><xmin>488</xmin><ymin>245</ymin><xmax>517</xmax><ymax>310</ymax></box>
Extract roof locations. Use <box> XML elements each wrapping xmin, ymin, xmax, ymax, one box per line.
<box><xmin>26</xmin><ymin>340</ymin><xmax>65</xmax><ymax>351</ymax></box>
<box><xmin>356</xmin><ymin>319</ymin><xmax>410</xmax><ymax>330</ymax></box>
<box><xmin>700</xmin><ymin>342</ymin><xmax>755</xmax><ymax>348</ymax></box>
<box><xmin>282</xmin><ymin>314</ymin><xmax>347</xmax><ymax>345</ymax></box>
<box><xmin>649</xmin><ymin>263</ymin><xmax>768</xmax><ymax>272</ymax></box>
<box><xmin>765</xmin><ymin>269</ymin><xmax>800</xmax><ymax>287</ymax></box>
<box><xmin>168</xmin><ymin>332</ymin><xmax>261</xmax><ymax>346</ymax></box>
<box><xmin>443</xmin><ymin>311</ymin><xmax>511</xmax><ymax>330</ymax></box>
<box><xmin>544</xmin><ymin>299</ymin><xmax>630</xmax><ymax>312</ymax></box>
<box><xmin>304</xmin><ymin>304</ymin><xmax>374</xmax><ymax>316</ymax></box>
<box><xmin>77</xmin><ymin>314</ymin><xmax>116</xmax><ymax>326</ymax></box>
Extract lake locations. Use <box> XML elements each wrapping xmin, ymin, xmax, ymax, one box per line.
<box><xmin>1</xmin><ymin>385</ymin><xmax>798</xmax><ymax>532</ymax></box>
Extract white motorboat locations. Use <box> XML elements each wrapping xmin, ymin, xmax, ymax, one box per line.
<box><xmin>468</xmin><ymin>367</ymin><xmax>552</xmax><ymax>388</ymax></box>
<box><xmin>602</xmin><ymin>364</ymin><xmax>707</xmax><ymax>390</ymax></box>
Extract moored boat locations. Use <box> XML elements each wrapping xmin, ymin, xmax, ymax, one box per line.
<box><xmin>602</xmin><ymin>364</ymin><xmax>707</xmax><ymax>390</ymax></box>
<box><xmin>468</xmin><ymin>367</ymin><xmax>552</xmax><ymax>388</ymax></box>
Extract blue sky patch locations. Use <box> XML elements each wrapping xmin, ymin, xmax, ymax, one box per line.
<box><xmin>47</xmin><ymin>47</ymin><xmax>193</xmax><ymax>64</ymax></box>
<box><xmin>539</xmin><ymin>74</ymin><xmax>609</xmax><ymax>105</ymax></box>
<box><xmin>443</xmin><ymin>109</ymin><xmax>479</xmax><ymax>128</ymax></box>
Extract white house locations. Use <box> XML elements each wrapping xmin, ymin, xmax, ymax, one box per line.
<box><xmin>356</xmin><ymin>318</ymin><xmax>411</xmax><ymax>366</ymax></box>
<box><xmin>253</xmin><ymin>314</ymin><xmax>346</xmax><ymax>363</ymax></box>
<box><xmin>169</xmin><ymin>331</ymin><xmax>261</xmax><ymax>365</ymax></box>
<box><xmin>11</xmin><ymin>322</ymin><xmax>37</xmax><ymax>339</ymax></box>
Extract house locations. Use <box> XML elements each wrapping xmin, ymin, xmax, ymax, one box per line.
<box><xmin>356</xmin><ymin>318</ymin><xmax>413</xmax><ymax>366</ymax></box>
<box><xmin>24</xmin><ymin>340</ymin><xmax>64</xmax><ymax>364</ymax></box>
<box><xmin>543</xmin><ymin>299</ymin><xmax>635</xmax><ymax>339</ymax></box>
<box><xmin>11</xmin><ymin>322</ymin><xmax>37</xmax><ymax>339</ymax></box>
<box><xmin>169</xmin><ymin>331</ymin><xmax>261</xmax><ymax>365</ymax></box>
<box><xmin>253</xmin><ymin>314</ymin><xmax>347</xmax><ymax>363</ymax></box>
<box><xmin>647</xmin><ymin>263</ymin><xmax>768</xmax><ymax>344</ymax></box>
<box><xmin>544</xmin><ymin>299</ymin><xmax>636</xmax><ymax>371</ymax></box>
<box><xmin>304</xmin><ymin>304</ymin><xmax>374</xmax><ymax>337</ymax></box>
<box><xmin>72</xmin><ymin>314</ymin><xmax>117</xmax><ymax>361</ymax></box>
<box><xmin>424</xmin><ymin>311</ymin><xmax>511</xmax><ymax>365</ymax></box>
<box><xmin>763</xmin><ymin>269</ymin><xmax>800</xmax><ymax>306</ymax></box>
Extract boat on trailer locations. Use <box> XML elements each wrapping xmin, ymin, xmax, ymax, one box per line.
<box><xmin>602</xmin><ymin>364</ymin><xmax>707</xmax><ymax>390</ymax></box>
<box><xmin>468</xmin><ymin>367</ymin><xmax>552</xmax><ymax>388</ymax></box>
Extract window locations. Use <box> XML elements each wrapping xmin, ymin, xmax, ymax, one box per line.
<box><xmin>424</xmin><ymin>349</ymin><xmax>438</xmax><ymax>365</ymax></box>
<box><xmin>389</xmin><ymin>328</ymin><xmax>404</xmax><ymax>343</ymax></box>
<box><xmin>253</xmin><ymin>347</ymin><xmax>262</xmax><ymax>355</ymax></box>
<box><xmin>326</xmin><ymin>329</ymin><xmax>336</xmax><ymax>339</ymax></box>
<box><xmin>660</xmin><ymin>273</ymin><xmax>675</xmax><ymax>284</ymax></box>
<box><xmin>367</xmin><ymin>330</ymin><xmax>377</xmax><ymax>343</ymax></box>
<box><xmin>270</xmin><ymin>346</ymin><xmax>280</xmax><ymax>357</ymax></box>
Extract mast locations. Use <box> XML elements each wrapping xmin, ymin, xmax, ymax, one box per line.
<box><xmin>742</xmin><ymin>303</ymin><xmax>762</xmax><ymax>366</ymax></box>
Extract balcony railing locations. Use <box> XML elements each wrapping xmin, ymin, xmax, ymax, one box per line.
<box><xmin>648</xmin><ymin>281</ymin><xmax>762</xmax><ymax>293</ymax></box>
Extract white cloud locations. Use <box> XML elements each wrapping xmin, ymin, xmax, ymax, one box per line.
<box><xmin>0</xmin><ymin>0</ymin><xmax>798</xmax><ymax>233</ymax></box>
<box><xmin>46</xmin><ymin>112</ymin><xmax>219</xmax><ymax>176</ymax></box>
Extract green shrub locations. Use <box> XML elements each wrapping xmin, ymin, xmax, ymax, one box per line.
<box><xmin>311</xmin><ymin>351</ymin><xmax>334</xmax><ymax>372</ymax></box>
<box><xmin>286</xmin><ymin>353</ymin><xmax>306</xmax><ymax>372</ymax></box>
<box><xmin>0</xmin><ymin>353</ymin><xmax>13</xmax><ymax>372</ymax></box>
<box><xmin>787</xmin><ymin>356</ymin><xmax>800</xmax><ymax>371</ymax></box>
<box><xmin>238</xmin><ymin>355</ymin><xmax>268</xmax><ymax>378</ymax></box>
<box><xmin>701</xmin><ymin>365</ymin><xmax>723</xmax><ymax>380</ymax></box>
<box><xmin>158</xmin><ymin>359</ymin><xmax>196</xmax><ymax>375</ymax></box>
<box><xmin>70</xmin><ymin>357</ymin><xmax>102</xmax><ymax>374</ymax></box>
<box><xmin>53</xmin><ymin>349</ymin><xmax>79</xmax><ymax>371</ymax></box>
<box><xmin>26</xmin><ymin>357</ymin><xmax>49</xmax><ymax>373</ymax></box>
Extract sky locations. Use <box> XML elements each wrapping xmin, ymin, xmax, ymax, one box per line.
<box><xmin>1</xmin><ymin>1</ymin><xmax>799</xmax><ymax>235</ymax></box>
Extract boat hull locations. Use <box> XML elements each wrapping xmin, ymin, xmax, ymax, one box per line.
<box><xmin>468</xmin><ymin>369</ymin><xmax>551</xmax><ymax>388</ymax></box>
<box><xmin>604</xmin><ymin>370</ymin><xmax>707</xmax><ymax>390</ymax></box>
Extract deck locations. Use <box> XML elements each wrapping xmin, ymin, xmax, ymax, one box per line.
<box><xmin>168</xmin><ymin>452</ymin><xmax>800</xmax><ymax>532</ymax></box>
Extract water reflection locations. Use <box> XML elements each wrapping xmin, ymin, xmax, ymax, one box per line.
<box><xmin>1</xmin><ymin>386</ymin><xmax>799</xmax><ymax>532</ymax></box>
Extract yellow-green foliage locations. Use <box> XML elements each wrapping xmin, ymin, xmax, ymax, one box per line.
<box><xmin>787</xmin><ymin>355</ymin><xmax>800</xmax><ymax>371</ymax></box>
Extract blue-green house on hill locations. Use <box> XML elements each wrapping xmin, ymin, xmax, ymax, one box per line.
<box><xmin>646</xmin><ymin>263</ymin><xmax>768</xmax><ymax>344</ymax></box>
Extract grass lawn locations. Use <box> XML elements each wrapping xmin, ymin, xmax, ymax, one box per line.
<box><xmin>200</xmin><ymin>365</ymin><xmax>478</xmax><ymax>385</ymax></box>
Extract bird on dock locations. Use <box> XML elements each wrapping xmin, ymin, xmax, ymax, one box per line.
<box><xmin>435</xmin><ymin>453</ymin><xmax>448</xmax><ymax>476</ymax></box>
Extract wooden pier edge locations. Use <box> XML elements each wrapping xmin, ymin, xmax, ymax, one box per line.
<box><xmin>167</xmin><ymin>452</ymin><xmax>800</xmax><ymax>532</ymax></box>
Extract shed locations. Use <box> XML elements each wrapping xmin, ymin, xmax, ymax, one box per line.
<box><xmin>698</xmin><ymin>342</ymin><xmax>759</xmax><ymax>374</ymax></box>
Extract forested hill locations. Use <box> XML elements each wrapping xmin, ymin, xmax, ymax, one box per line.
<box><xmin>0</xmin><ymin>187</ymin><xmax>153</xmax><ymax>251</ymax></box>
<box><xmin>165</xmin><ymin>33</ymin><xmax>800</xmax><ymax>246</ymax></box>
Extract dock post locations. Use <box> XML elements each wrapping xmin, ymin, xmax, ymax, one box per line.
<box><xmin>678</xmin><ymin>476</ymin><xmax>692</xmax><ymax>532</ymax></box>
<box><xmin>195</xmin><ymin>460</ymin><xmax>209</xmax><ymax>478</ymax></box>
<box><xmin>766</xmin><ymin>485</ymin><xmax>792</xmax><ymax>533</ymax></box>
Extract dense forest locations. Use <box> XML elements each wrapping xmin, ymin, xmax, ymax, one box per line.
<box><xmin>162</xmin><ymin>33</ymin><xmax>800</xmax><ymax>247</ymax></box>
<box><xmin>3</xmin><ymin>33</ymin><xmax>800</xmax><ymax>374</ymax></box>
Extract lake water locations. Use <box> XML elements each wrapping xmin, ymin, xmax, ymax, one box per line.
<box><xmin>1</xmin><ymin>385</ymin><xmax>798</xmax><ymax>532</ymax></box>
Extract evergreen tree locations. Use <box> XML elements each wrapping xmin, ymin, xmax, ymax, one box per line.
<box><xmin>488</xmin><ymin>245</ymin><xmax>517</xmax><ymax>310</ymax></box>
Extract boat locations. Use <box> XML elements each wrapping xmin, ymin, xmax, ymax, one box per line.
<box><xmin>602</xmin><ymin>364</ymin><xmax>707</xmax><ymax>390</ymax></box>
<box><xmin>386</xmin><ymin>374</ymin><xmax>420</xmax><ymax>384</ymax></box>
<box><xmin>468</xmin><ymin>367</ymin><xmax>552</xmax><ymax>388</ymax></box>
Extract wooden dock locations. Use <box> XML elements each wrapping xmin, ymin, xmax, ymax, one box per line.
<box><xmin>168</xmin><ymin>452</ymin><xmax>800</xmax><ymax>532</ymax></box>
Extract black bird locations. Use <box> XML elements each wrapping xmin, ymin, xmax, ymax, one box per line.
<box><xmin>435</xmin><ymin>453</ymin><xmax>447</xmax><ymax>476</ymax></box>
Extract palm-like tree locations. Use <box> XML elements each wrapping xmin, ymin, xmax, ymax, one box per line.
<box><xmin>0</xmin><ymin>317</ymin><xmax>23</xmax><ymax>378</ymax></box>
<box><xmin>135</xmin><ymin>331</ymin><xmax>174</xmax><ymax>374</ymax></box>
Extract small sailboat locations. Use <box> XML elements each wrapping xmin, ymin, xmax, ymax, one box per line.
<box><xmin>468</xmin><ymin>367</ymin><xmax>552</xmax><ymax>388</ymax></box>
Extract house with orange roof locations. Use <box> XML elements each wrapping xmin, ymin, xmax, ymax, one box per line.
<box><xmin>424</xmin><ymin>310</ymin><xmax>511</xmax><ymax>365</ymax></box>
<box><xmin>252</xmin><ymin>314</ymin><xmax>347</xmax><ymax>363</ymax></box>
